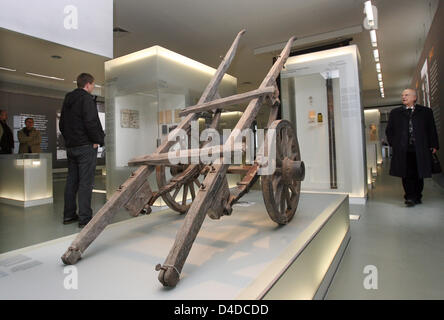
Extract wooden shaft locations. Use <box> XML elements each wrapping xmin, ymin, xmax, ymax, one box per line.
<box><xmin>63</xmin><ymin>166</ymin><xmax>151</xmax><ymax>258</ymax></box>
<box><xmin>161</xmin><ymin>164</ymin><xmax>229</xmax><ymax>273</ymax></box>
<box><xmin>179</xmin><ymin>86</ymin><xmax>275</xmax><ymax>117</ymax></box>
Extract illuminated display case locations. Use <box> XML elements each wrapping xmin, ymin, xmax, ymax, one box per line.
<box><xmin>104</xmin><ymin>46</ymin><xmax>237</xmax><ymax>203</ymax></box>
<box><xmin>281</xmin><ymin>45</ymin><xmax>367</xmax><ymax>204</ymax></box>
<box><xmin>0</xmin><ymin>153</ymin><xmax>53</xmax><ymax>207</ymax></box>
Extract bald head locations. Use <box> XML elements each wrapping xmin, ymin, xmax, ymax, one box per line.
<box><xmin>401</xmin><ymin>89</ymin><xmax>417</xmax><ymax>107</ymax></box>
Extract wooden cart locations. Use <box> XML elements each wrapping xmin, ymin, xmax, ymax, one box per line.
<box><xmin>61</xmin><ymin>30</ymin><xmax>305</xmax><ymax>287</ymax></box>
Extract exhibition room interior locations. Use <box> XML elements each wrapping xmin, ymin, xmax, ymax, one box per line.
<box><xmin>0</xmin><ymin>0</ymin><xmax>443</xmax><ymax>300</ymax></box>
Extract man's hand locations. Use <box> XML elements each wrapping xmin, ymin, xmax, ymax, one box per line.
<box><xmin>431</xmin><ymin>148</ymin><xmax>437</xmax><ymax>154</ymax></box>
<box><xmin>93</xmin><ymin>144</ymin><xmax>99</xmax><ymax>149</ymax></box>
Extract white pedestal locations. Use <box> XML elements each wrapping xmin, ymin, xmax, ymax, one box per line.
<box><xmin>0</xmin><ymin>192</ymin><xmax>349</xmax><ymax>299</ymax></box>
<box><xmin>0</xmin><ymin>153</ymin><xmax>53</xmax><ymax>207</ymax></box>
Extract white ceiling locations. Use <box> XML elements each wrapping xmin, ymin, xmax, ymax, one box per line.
<box><xmin>0</xmin><ymin>0</ymin><xmax>439</xmax><ymax>107</ymax></box>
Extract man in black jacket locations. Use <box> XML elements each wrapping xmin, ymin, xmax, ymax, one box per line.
<box><xmin>0</xmin><ymin>109</ymin><xmax>14</xmax><ymax>154</ymax></box>
<box><xmin>385</xmin><ymin>88</ymin><xmax>439</xmax><ymax>207</ymax></box>
<box><xmin>60</xmin><ymin>73</ymin><xmax>105</xmax><ymax>227</ymax></box>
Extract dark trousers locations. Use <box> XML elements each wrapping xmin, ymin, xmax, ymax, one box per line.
<box><xmin>64</xmin><ymin>144</ymin><xmax>97</xmax><ymax>224</ymax></box>
<box><xmin>402</xmin><ymin>151</ymin><xmax>424</xmax><ymax>201</ymax></box>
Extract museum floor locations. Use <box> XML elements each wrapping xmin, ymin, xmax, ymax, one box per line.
<box><xmin>0</xmin><ymin>162</ymin><xmax>443</xmax><ymax>299</ymax></box>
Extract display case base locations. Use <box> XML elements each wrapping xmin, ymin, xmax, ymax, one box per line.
<box><xmin>0</xmin><ymin>191</ymin><xmax>349</xmax><ymax>299</ymax></box>
<box><xmin>0</xmin><ymin>197</ymin><xmax>53</xmax><ymax>207</ymax></box>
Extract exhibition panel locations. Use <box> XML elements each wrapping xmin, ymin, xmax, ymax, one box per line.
<box><xmin>0</xmin><ymin>192</ymin><xmax>349</xmax><ymax>300</ymax></box>
<box><xmin>281</xmin><ymin>45</ymin><xmax>368</xmax><ymax>204</ymax></box>
<box><xmin>104</xmin><ymin>46</ymin><xmax>237</xmax><ymax>203</ymax></box>
<box><xmin>0</xmin><ymin>153</ymin><xmax>53</xmax><ymax>207</ymax></box>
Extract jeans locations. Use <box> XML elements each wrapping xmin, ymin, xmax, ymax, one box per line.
<box><xmin>63</xmin><ymin>144</ymin><xmax>98</xmax><ymax>224</ymax></box>
<box><xmin>402</xmin><ymin>151</ymin><xmax>424</xmax><ymax>201</ymax></box>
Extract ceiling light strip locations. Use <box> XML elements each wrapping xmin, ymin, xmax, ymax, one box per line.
<box><xmin>26</xmin><ymin>72</ymin><xmax>64</xmax><ymax>81</ymax></box>
<box><xmin>0</xmin><ymin>66</ymin><xmax>16</xmax><ymax>72</ymax></box>
<box><xmin>373</xmin><ymin>49</ymin><xmax>379</xmax><ymax>62</ymax></box>
<box><xmin>364</xmin><ymin>1</ymin><xmax>375</xmax><ymax>28</ymax></box>
<box><xmin>370</xmin><ymin>30</ymin><xmax>377</xmax><ymax>47</ymax></box>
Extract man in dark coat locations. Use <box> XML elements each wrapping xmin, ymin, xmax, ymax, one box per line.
<box><xmin>0</xmin><ymin>109</ymin><xmax>14</xmax><ymax>154</ymax></box>
<box><xmin>60</xmin><ymin>73</ymin><xmax>105</xmax><ymax>227</ymax></box>
<box><xmin>385</xmin><ymin>88</ymin><xmax>439</xmax><ymax>207</ymax></box>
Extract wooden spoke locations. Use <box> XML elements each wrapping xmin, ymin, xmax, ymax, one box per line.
<box><xmin>189</xmin><ymin>183</ymin><xmax>196</xmax><ymax>200</ymax></box>
<box><xmin>172</xmin><ymin>186</ymin><xmax>181</xmax><ymax>200</ymax></box>
<box><xmin>280</xmin><ymin>190</ymin><xmax>286</xmax><ymax>214</ymax></box>
<box><xmin>285</xmin><ymin>187</ymin><xmax>291</xmax><ymax>208</ymax></box>
<box><xmin>182</xmin><ymin>184</ymin><xmax>188</xmax><ymax>206</ymax></box>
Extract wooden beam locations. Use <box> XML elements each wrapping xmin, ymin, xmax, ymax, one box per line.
<box><xmin>227</xmin><ymin>165</ymin><xmax>252</xmax><ymax>174</ymax></box>
<box><xmin>128</xmin><ymin>144</ymin><xmax>245</xmax><ymax>166</ymax></box>
<box><xmin>179</xmin><ymin>86</ymin><xmax>275</xmax><ymax>117</ymax></box>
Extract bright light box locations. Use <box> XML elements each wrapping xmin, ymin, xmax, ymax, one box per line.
<box><xmin>280</xmin><ymin>45</ymin><xmax>368</xmax><ymax>204</ymax></box>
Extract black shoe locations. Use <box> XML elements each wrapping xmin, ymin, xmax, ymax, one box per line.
<box><xmin>405</xmin><ymin>199</ymin><xmax>415</xmax><ymax>207</ymax></box>
<box><xmin>63</xmin><ymin>216</ymin><xmax>79</xmax><ymax>224</ymax></box>
<box><xmin>414</xmin><ymin>199</ymin><xmax>422</xmax><ymax>204</ymax></box>
<box><xmin>78</xmin><ymin>221</ymin><xmax>90</xmax><ymax>228</ymax></box>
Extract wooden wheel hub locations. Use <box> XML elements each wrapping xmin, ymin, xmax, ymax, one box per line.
<box><xmin>282</xmin><ymin>158</ymin><xmax>305</xmax><ymax>184</ymax></box>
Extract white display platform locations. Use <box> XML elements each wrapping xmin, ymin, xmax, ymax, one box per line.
<box><xmin>0</xmin><ymin>153</ymin><xmax>53</xmax><ymax>207</ymax></box>
<box><xmin>0</xmin><ymin>191</ymin><xmax>349</xmax><ymax>300</ymax></box>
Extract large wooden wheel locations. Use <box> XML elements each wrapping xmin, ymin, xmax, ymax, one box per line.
<box><xmin>261</xmin><ymin>120</ymin><xmax>305</xmax><ymax>224</ymax></box>
<box><xmin>156</xmin><ymin>164</ymin><xmax>203</xmax><ymax>214</ymax></box>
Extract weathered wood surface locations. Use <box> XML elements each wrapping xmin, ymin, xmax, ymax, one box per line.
<box><xmin>61</xmin><ymin>165</ymin><xmax>151</xmax><ymax>264</ymax></box>
<box><xmin>125</xmin><ymin>181</ymin><xmax>153</xmax><ymax>217</ymax></box>
<box><xmin>179</xmin><ymin>86</ymin><xmax>275</xmax><ymax>117</ymax></box>
<box><xmin>61</xmin><ymin>29</ymin><xmax>246</xmax><ymax>265</ymax></box>
<box><xmin>157</xmin><ymin>35</ymin><xmax>296</xmax><ymax>287</ymax></box>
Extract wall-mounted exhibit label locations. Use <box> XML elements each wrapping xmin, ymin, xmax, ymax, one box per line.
<box><xmin>0</xmin><ymin>0</ymin><xmax>113</xmax><ymax>58</ymax></box>
<box><xmin>120</xmin><ymin>109</ymin><xmax>140</xmax><ymax>129</ymax></box>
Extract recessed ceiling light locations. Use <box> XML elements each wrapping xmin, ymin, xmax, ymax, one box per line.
<box><xmin>370</xmin><ymin>30</ymin><xmax>377</xmax><ymax>47</ymax></box>
<box><xmin>0</xmin><ymin>66</ymin><xmax>16</xmax><ymax>72</ymax></box>
<box><xmin>376</xmin><ymin>63</ymin><xmax>381</xmax><ymax>73</ymax></box>
<box><xmin>373</xmin><ymin>49</ymin><xmax>379</xmax><ymax>62</ymax></box>
<box><xmin>26</xmin><ymin>72</ymin><xmax>64</xmax><ymax>81</ymax></box>
<box><xmin>364</xmin><ymin>1</ymin><xmax>375</xmax><ymax>29</ymax></box>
